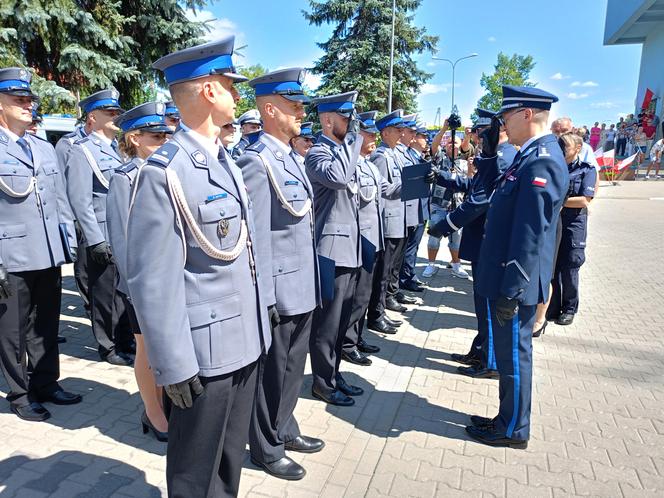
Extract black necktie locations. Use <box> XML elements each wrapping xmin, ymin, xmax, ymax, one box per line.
<box><xmin>17</xmin><ymin>137</ymin><xmax>33</xmax><ymax>163</ymax></box>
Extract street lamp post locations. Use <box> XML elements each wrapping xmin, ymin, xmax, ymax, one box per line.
<box><xmin>431</xmin><ymin>53</ymin><xmax>478</xmax><ymax>114</ymax></box>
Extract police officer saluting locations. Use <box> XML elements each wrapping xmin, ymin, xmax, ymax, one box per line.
<box><xmin>127</xmin><ymin>35</ymin><xmax>271</xmax><ymax>497</ymax></box>
<box><xmin>0</xmin><ymin>67</ymin><xmax>81</xmax><ymax>422</ymax></box>
<box><xmin>306</xmin><ymin>91</ymin><xmax>364</xmax><ymax>407</ymax></box>
<box><xmin>66</xmin><ymin>88</ymin><xmax>134</xmax><ymax>366</ymax></box>
<box><xmin>236</xmin><ymin>68</ymin><xmax>323</xmax><ymax>481</ymax></box>
<box><xmin>467</xmin><ymin>86</ymin><xmax>568</xmax><ymax>448</ymax></box>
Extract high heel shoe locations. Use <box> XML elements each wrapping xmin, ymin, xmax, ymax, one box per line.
<box><xmin>532</xmin><ymin>320</ymin><xmax>548</xmax><ymax>338</ymax></box>
<box><xmin>141</xmin><ymin>411</ymin><xmax>168</xmax><ymax>442</ymax></box>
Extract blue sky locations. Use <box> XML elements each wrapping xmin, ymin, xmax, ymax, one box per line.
<box><xmin>190</xmin><ymin>0</ymin><xmax>642</xmax><ymax>127</ymax></box>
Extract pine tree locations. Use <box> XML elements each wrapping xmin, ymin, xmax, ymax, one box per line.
<box><xmin>304</xmin><ymin>0</ymin><xmax>437</xmax><ymax>113</ymax></box>
<box><xmin>476</xmin><ymin>53</ymin><xmax>536</xmax><ymax>114</ymax></box>
<box><xmin>0</xmin><ymin>0</ymin><xmax>207</xmax><ymax>113</ymax></box>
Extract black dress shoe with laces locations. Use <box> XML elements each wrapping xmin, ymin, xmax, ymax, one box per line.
<box><xmin>285</xmin><ymin>435</ymin><xmax>325</xmax><ymax>453</ymax></box>
<box><xmin>466</xmin><ymin>424</ymin><xmax>528</xmax><ymax>449</ymax></box>
<box><xmin>11</xmin><ymin>402</ymin><xmax>51</xmax><ymax>422</ymax></box>
<box><xmin>336</xmin><ymin>375</ymin><xmax>364</xmax><ymax>396</ymax></box>
<box><xmin>357</xmin><ymin>339</ymin><xmax>380</xmax><ymax>354</ymax></box>
<box><xmin>37</xmin><ymin>389</ymin><xmax>82</xmax><ymax>405</ymax></box>
<box><xmin>555</xmin><ymin>313</ymin><xmax>574</xmax><ymax>326</ymax></box>
<box><xmin>395</xmin><ymin>292</ymin><xmax>417</xmax><ymax>305</ymax></box>
<box><xmin>251</xmin><ymin>456</ymin><xmax>306</xmax><ymax>480</ymax></box>
<box><xmin>457</xmin><ymin>365</ymin><xmax>499</xmax><ymax>379</ymax></box>
<box><xmin>342</xmin><ymin>349</ymin><xmax>372</xmax><ymax>366</ymax></box>
<box><xmin>385</xmin><ymin>297</ymin><xmax>407</xmax><ymax>312</ymax></box>
<box><xmin>105</xmin><ymin>351</ymin><xmax>134</xmax><ymax>366</ymax></box>
<box><xmin>470</xmin><ymin>415</ymin><xmax>494</xmax><ymax>427</ymax></box>
<box><xmin>367</xmin><ymin>318</ymin><xmax>397</xmax><ymax>334</ymax></box>
<box><xmin>312</xmin><ymin>388</ymin><xmax>354</xmax><ymax>406</ymax></box>
<box><xmin>450</xmin><ymin>352</ymin><xmax>481</xmax><ymax>366</ymax></box>
<box><xmin>383</xmin><ymin>316</ymin><xmax>402</xmax><ymax>327</ymax></box>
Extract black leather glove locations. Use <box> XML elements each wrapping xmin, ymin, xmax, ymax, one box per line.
<box><xmin>90</xmin><ymin>241</ymin><xmax>113</xmax><ymax>265</ymax></box>
<box><xmin>268</xmin><ymin>305</ymin><xmax>281</xmax><ymax>330</ymax></box>
<box><xmin>165</xmin><ymin>374</ymin><xmax>204</xmax><ymax>409</ymax></box>
<box><xmin>480</xmin><ymin>116</ymin><xmax>502</xmax><ymax>157</ymax></box>
<box><xmin>0</xmin><ymin>264</ymin><xmax>12</xmax><ymax>299</ymax></box>
<box><xmin>495</xmin><ymin>295</ymin><xmax>519</xmax><ymax>327</ymax></box>
<box><xmin>346</xmin><ymin>110</ymin><xmax>360</xmax><ymax>135</ymax></box>
<box><xmin>424</xmin><ymin>165</ymin><xmax>437</xmax><ymax>184</ymax></box>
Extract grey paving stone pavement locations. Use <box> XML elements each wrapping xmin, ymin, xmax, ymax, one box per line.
<box><xmin>1</xmin><ymin>181</ymin><xmax>663</xmax><ymax>497</ymax></box>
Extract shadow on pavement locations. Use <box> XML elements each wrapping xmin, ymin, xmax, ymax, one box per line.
<box><xmin>0</xmin><ymin>450</ymin><xmax>161</xmax><ymax>497</ymax></box>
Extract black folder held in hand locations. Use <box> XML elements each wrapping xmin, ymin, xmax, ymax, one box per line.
<box><xmin>400</xmin><ymin>162</ymin><xmax>432</xmax><ymax>201</ymax></box>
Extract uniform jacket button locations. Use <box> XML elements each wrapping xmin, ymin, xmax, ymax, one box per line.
<box><xmin>210</xmin><ymin>311</ymin><xmax>217</xmax><ymax>319</ymax></box>
<box><xmin>501</xmin><ymin>262</ymin><xmax>506</xmax><ymax>267</ymax></box>
<box><xmin>154</xmin><ymin>369</ymin><xmax>161</xmax><ymax>376</ymax></box>
<box><xmin>220</xmin><ymin>210</ymin><xmax>225</xmax><ymax>216</ymax></box>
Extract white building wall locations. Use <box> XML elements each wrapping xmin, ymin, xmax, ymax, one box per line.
<box><xmin>637</xmin><ymin>27</ymin><xmax>664</xmax><ymax>136</ymax></box>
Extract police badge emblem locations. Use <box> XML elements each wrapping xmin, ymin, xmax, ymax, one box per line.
<box><xmin>218</xmin><ymin>219</ymin><xmax>230</xmax><ymax>238</ymax></box>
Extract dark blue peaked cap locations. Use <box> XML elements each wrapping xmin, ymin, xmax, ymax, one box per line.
<box><xmin>473</xmin><ymin>108</ymin><xmax>495</xmax><ymax>129</ymax></box>
<box><xmin>398</xmin><ymin>113</ymin><xmax>418</xmax><ymax>129</ymax></box>
<box><xmin>358</xmin><ymin>111</ymin><xmax>379</xmax><ymax>133</ymax></box>
<box><xmin>376</xmin><ymin>109</ymin><xmax>403</xmax><ymax>131</ymax></box>
<box><xmin>299</xmin><ymin>121</ymin><xmax>314</xmax><ymax>138</ymax></box>
<box><xmin>250</xmin><ymin>68</ymin><xmax>311</xmax><ymax>104</ymax></box>
<box><xmin>0</xmin><ymin>67</ymin><xmax>36</xmax><ymax>98</ymax></box>
<box><xmin>153</xmin><ymin>35</ymin><xmax>247</xmax><ymax>86</ymax></box>
<box><xmin>312</xmin><ymin>91</ymin><xmax>358</xmax><ymax>114</ymax></box>
<box><xmin>164</xmin><ymin>100</ymin><xmax>180</xmax><ymax>117</ymax></box>
<box><xmin>114</xmin><ymin>102</ymin><xmax>172</xmax><ymax>134</ymax></box>
<box><xmin>498</xmin><ymin>85</ymin><xmax>558</xmax><ymax>115</ymax></box>
<box><xmin>79</xmin><ymin>88</ymin><xmax>123</xmax><ymax>114</ymax></box>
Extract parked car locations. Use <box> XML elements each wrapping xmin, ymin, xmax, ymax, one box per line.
<box><xmin>36</xmin><ymin>115</ymin><xmax>77</xmax><ymax>148</ymax></box>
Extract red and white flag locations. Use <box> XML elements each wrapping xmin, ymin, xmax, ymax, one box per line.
<box><xmin>532</xmin><ymin>177</ymin><xmax>547</xmax><ymax>187</ymax></box>
<box><xmin>594</xmin><ymin>147</ymin><xmax>604</xmax><ymax>159</ymax></box>
<box><xmin>615</xmin><ymin>152</ymin><xmax>638</xmax><ymax>171</ymax></box>
<box><xmin>599</xmin><ymin>149</ymin><xmax>615</xmax><ymax>170</ymax></box>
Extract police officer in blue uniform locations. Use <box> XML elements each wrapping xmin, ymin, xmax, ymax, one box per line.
<box><xmin>66</xmin><ymin>88</ymin><xmax>134</xmax><ymax>366</ymax></box>
<box><xmin>164</xmin><ymin>100</ymin><xmax>180</xmax><ymax>129</ymax></box>
<box><xmin>429</xmin><ymin>109</ymin><xmax>517</xmax><ymax>380</ymax></box>
<box><xmin>0</xmin><ymin>67</ymin><xmax>82</xmax><ymax>422</ymax></box>
<box><xmin>237</xmin><ymin>68</ymin><xmax>323</xmax><ymax>481</ymax></box>
<box><xmin>306</xmin><ymin>91</ymin><xmax>365</xmax><ymax>407</ymax></box>
<box><xmin>290</xmin><ymin>121</ymin><xmax>314</xmax><ymax>162</ymax></box>
<box><xmin>466</xmin><ymin>86</ymin><xmax>568</xmax><ymax>448</ymax></box>
<box><xmin>549</xmin><ymin>132</ymin><xmax>597</xmax><ymax>326</ymax></box>
<box><xmin>231</xmin><ymin>109</ymin><xmax>262</xmax><ymax>160</ymax></box>
<box><xmin>128</xmin><ymin>35</ymin><xmax>271</xmax><ymax>497</ymax></box>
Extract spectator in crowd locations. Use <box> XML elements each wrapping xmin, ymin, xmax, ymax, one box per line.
<box><xmin>604</xmin><ymin>123</ymin><xmax>616</xmax><ymax>151</ymax></box>
<box><xmin>599</xmin><ymin>123</ymin><xmax>607</xmax><ymax>149</ymax></box>
<box><xmin>646</xmin><ymin>137</ymin><xmax>663</xmax><ymax>179</ymax></box>
<box><xmin>616</xmin><ymin>123</ymin><xmax>628</xmax><ymax>157</ymax></box>
<box><xmin>551</xmin><ymin>118</ymin><xmax>598</xmax><ymax>169</ymax></box>
<box><xmin>634</xmin><ymin>126</ymin><xmax>648</xmax><ymax>166</ymax></box>
<box><xmin>590</xmin><ymin>122</ymin><xmax>601</xmax><ymax>151</ymax></box>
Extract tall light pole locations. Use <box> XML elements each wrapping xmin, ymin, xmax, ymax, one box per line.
<box><xmin>431</xmin><ymin>53</ymin><xmax>478</xmax><ymax>114</ymax></box>
<box><xmin>387</xmin><ymin>0</ymin><xmax>396</xmax><ymax>112</ymax></box>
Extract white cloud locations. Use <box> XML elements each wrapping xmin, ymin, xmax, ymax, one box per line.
<box><xmin>591</xmin><ymin>101</ymin><xmax>618</xmax><ymax>109</ymax></box>
<box><xmin>185</xmin><ymin>9</ymin><xmax>245</xmax><ymax>45</ymax></box>
<box><xmin>550</xmin><ymin>72</ymin><xmax>570</xmax><ymax>80</ymax></box>
<box><xmin>571</xmin><ymin>81</ymin><xmax>599</xmax><ymax>87</ymax></box>
<box><xmin>426</xmin><ymin>61</ymin><xmax>437</xmax><ymax>67</ymax></box>
<box><xmin>420</xmin><ymin>83</ymin><xmax>455</xmax><ymax>95</ymax></box>
<box><xmin>487</xmin><ymin>36</ymin><xmax>497</xmax><ymax>43</ymax></box>
<box><xmin>304</xmin><ymin>72</ymin><xmax>323</xmax><ymax>91</ymax></box>
<box><xmin>567</xmin><ymin>92</ymin><xmax>589</xmax><ymax>100</ymax></box>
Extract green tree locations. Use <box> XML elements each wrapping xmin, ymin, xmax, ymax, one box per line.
<box><xmin>304</xmin><ymin>0</ymin><xmax>437</xmax><ymax>113</ymax></box>
<box><xmin>234</xmin><ymin>64</ymin><xmax>269</xmax><ymax>117</ymax></box>
<box><xmin>476</xmin><ymin>52</ymin><xmax>536</xmax><ymax>115</ymax></box>
<box><xmin>0</xmin><ymin>0</ymin><xmax>208</xmax><ymax>113</ymax></box>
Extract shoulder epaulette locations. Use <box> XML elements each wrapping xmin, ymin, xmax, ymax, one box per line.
<box><xmin>537</xmin><ymin>144</ymin><xmax>551</xmax><ymax>157</ymax></box>
<box><xmin>147</xmin><ymin>142</ymin><xmax>180</xmax><ymax>168</ymax></box>
<box><xmin>74</xmin><ymin>136</ymin><xmax>91</xmax><ymax>146</ymax></box>
<box><xmin>118</xmin><ymin>160</ymin><xmax>139</xmax><ymax>175</ymax></box>
<box><xmin>30</xmin><ymin>133</ymin><xmax>48</xmax><ymax>143</ymax></box>
<box><xmin>0</xmin><ymin>131</ymin><xmax>9</xmax><ymax>145</ymax></box>
<box><xmin>245</xmin><ymin>141</ymin><xmax>265</xmax><ymax>154</ymax></box>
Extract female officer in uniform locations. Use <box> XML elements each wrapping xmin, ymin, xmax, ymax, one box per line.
<box><xmin>550</xmin><ymin>132</ymin><xmax>597</xmax><ymax>326</ymax></box>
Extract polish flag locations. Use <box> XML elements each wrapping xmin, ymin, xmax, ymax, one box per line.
<box><xmin>615</xmin><ymin>152</ymin><xmax>638</xmax><ymax>171</ymax></box>
<box><xmin>599</xmin><ymin>149</ymin><xmax>615</xmax><ymax>170</ymax></box>
<box><xmin>594</xmin><ymin>147</ymin><xmax>604</xmax><ymax>159</ymax></box>
<box><xmin>532</xmin><ymin>177</ymin><xmax>547</xmax><ymax>187</ymax></box>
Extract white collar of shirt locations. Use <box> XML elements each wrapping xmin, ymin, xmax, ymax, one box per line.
<box><xmin>262</xmin><ymin>132</ymin><xmax>292</xmax><ymax>156</ymax></box>
<box><xmin>92</xmin><ymin>131</ymin><xmax>113</xmax><ymax>146</ymax></box>
<box><xmin>179</xmin><ymin>121</ymin><xmax>223</xmax><ymax>158</ymax></box>
<box><xmin>0</xmin><ymin>126</ymin><xmax>23</xmax><ymax>143</ymax></box>
<box><xmin>520</xmin><ymin>132</ymin><xmax>549</xmax><ymax>154</ymax></box>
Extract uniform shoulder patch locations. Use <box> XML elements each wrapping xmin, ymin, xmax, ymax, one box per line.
<box><xmin>245</xmin><ymin>141</ymin><xmax>265</xmax><ymax>154</ymax></box>
<box><xmin>147</xmin><ymin>142</ymin><xmax>180</xmax><ymax>168</ymax></box>
<box><xmin>74</xmin><ymin>136</ymin><xmax>90</xmax><ymax>146</ymax></box>
<box><xmin>537</xmin><ymin>145</ymin><xmax>551</xmax><ymax>157</ymax></box>
<box><xmin>118</xmin><ymin>160</ymin><xmax>138</xmax><ymax>175</ymax></box>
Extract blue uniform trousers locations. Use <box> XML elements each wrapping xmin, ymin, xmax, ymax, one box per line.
<box><xmin>399</xmin><ymin>223</ymin><xmax>425</xmax><ymax>287</ymax></box>
<box><xmin>469</xmin><ymin>262</ymin><xmax>496</xmax><ymax>370</ymax></box>
<box><xmin>488</xmin><ymin>300</ymin><xmax>536</xmax><ymax>441</ymax></box>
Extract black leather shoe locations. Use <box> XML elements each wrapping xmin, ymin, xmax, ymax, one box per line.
<box><xmin>336</xmin><ymin>375</ymin><xmax>364</xmax><ymax>396</ymax></box>
<box><xmin>385</xmin><ymin>297</ymin><xmax>407</xmax><ymax>312</ymax></box>
<box><xmin>470</xmin><ymin>415</ymin><xmax>494</xmax><ymax>427</ymax></box>
<box><xmin>457</xmin><ymin>365</ymin><xmax>499</xmax><ymax>379</ymax></box>
<box><xmin>251</xmin><ymin>456</ymin><xmax>306</xmax><ymax>481</ymax></box>
<box><xmin>342</xmin><ymin>350</ymin><xmax>372</xmax><ymax>366</ymax></box>
<box><xmin>285</xmin><ymin>435</ymin><xmax>325</xmax><ymax>453</ymax></box>
<box><xmin>312</xmin><ymin>388</ymin><xmax>354</xmax><ymax>406</ymax></box>
<box><xmin>367</xmin><ymin>318</ymin><xmax>397</xmax><ymax>334</ymax></box>
<box><xmin>555</xmin><ymin>313</ymin><xmax>574</xmax><ymax>326</ymax></box>
<box><xmin>11</xmin><ymin>402</ymin><xmax>51</xmax><ymax>422</ymax></box>
<box><xmin>105</xmin><ymin>351</ymin><xmax>134</xmax><ymax>366</ymax></box>
<box><xmin>395</xmin><ymin>292</ymin><xmax>417</xmax><ymax>305</ymax></box>
<box><xmin>400</xmin><ymin>281</ymin><xmax>423</xmax><ymax>292</ymax></box>
<box><xmin>450</xmin><ymin>352</ymin><xmax>481</xmax><ymax>366</ymax></box>
<box><xmin>37</xmin><ymin>389</ymin><xmax>82</xmax><ymax>405</ymax></box>
<box><xmin>357</xmin><ymin>339</ymin><xmax>380</xmax><ymax>354</ymax></box>
<box><xmin>141</xmin><ymin>411</ymin><xmax>168</xmax><ymax>442</ymax></box>
<box><xmin>383</xmin><ymin>316</ymin><xmax>402</xmax><ymax>327</ymax></box>
<box><xmin>57</xmin><ymin>335</ymin><xmax>66</xmax><ymax>344</ymax></box>
<box><xmin>466</xmin><ymin>424</ymin><xmax>528</xmax><ymax>449</ymax></box>
<box><xmin>532</xmin><ymin>320</ymin><xmax>549</xmax><ymax>338</ymax></box>
<box><xmin>412</xmin><ymin>277</ymin><xmax>425</xmax><ymax>286</ymax></box>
